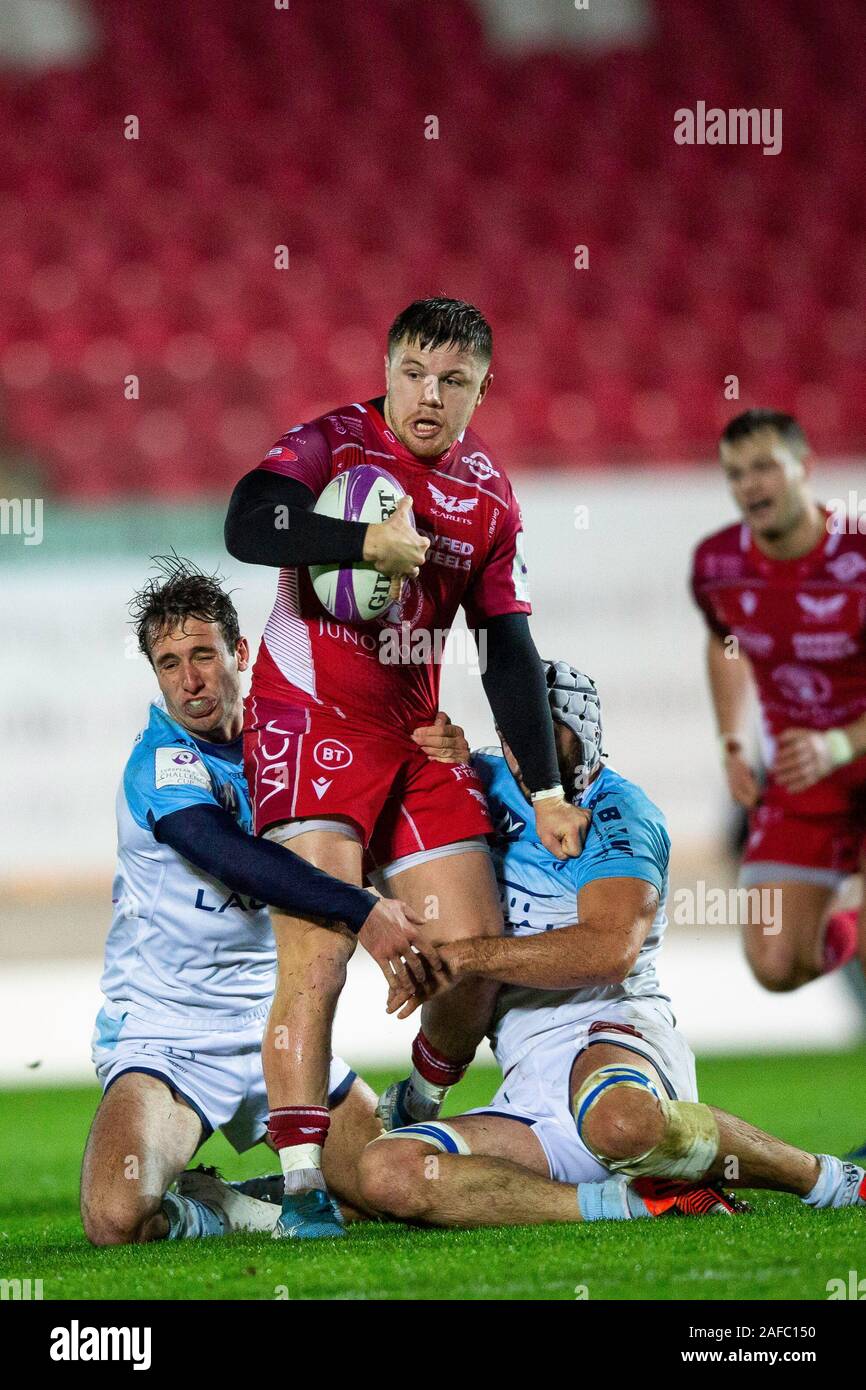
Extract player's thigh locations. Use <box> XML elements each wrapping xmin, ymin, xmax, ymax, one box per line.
<box><xmin>266</xmin><ymin>822</ymin><xmax>364</xmax><ymax>881</ymax></box>
<box><xmin>444</xmin><ymin>1113</ymin><xmax>550</xmax><ymax>1174</ymax></box>
<box><xmin>385</xmin><ymin>843</ymin><xmax>502</xmax><ymax>942</ymax></box>
<box><xmin>267</xmin><ymin>824</ymin><xmax>364</xmax><ymax>974</ymax></box>
<box><xmin>742</xmin><ymin>878</ymin><xmax>834</xmax><ymax>976</ymax></box>
<box><xmin>362</xmin><ymin>1113</ymin><xmax>550</xmax><ymax>1201</ymax></box>
<box><xmin>569</xmin><ymin>1041</ymin><xmax>667</xmax><ymax>1100</ymax></box>
<box><xmin>81</xmin><ymin>1072</ymin><xmax>203</xmax><ymax>1226</ymax></box>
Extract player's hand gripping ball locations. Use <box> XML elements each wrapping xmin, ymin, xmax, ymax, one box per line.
<box><xmin>310</xmin><ymin>464</ymin><xmax>418</xmax><ymax>622</ymax></box>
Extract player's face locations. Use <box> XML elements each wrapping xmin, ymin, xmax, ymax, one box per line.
<box><xmin>383</xmin><ymin>339</ymin><xmax>492</xmax><ymax>458</ymax></box>
<box><xmin>499</xmin><ymin>723</ymin><xmax>583</xmax><ymax>803</ymax></box>
<box><xmin>719</xmin><ymin>428</ymin><xmax>809</xmax><ymax>541</ymax></box>
<box><xmin>149</xmin><ymin>619</ymin><xmax>249</xmax><ymax>741</ymax></box>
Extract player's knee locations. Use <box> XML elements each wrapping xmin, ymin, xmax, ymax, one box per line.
<box><xmin>581</xmin><ymin>1084</ymin><xmax>664</xmax><ymax>1163</ymax></box>
<box><xmin>745</xmin><ymin>940</ymin><xmax>803</xmax><ymax>993</ymax></box>
<box><xmin>357</xmin><ymin>1140</ymin><xmax>430</xmax><ymax>1220</ymax></box>
<box><xmin>81</xmin><ymin>1196</ymin><xmax>151</xmax><ymax>1247</ymax></box>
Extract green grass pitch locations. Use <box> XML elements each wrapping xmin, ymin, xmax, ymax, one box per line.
<box><xmin>2</xmin><ymin>1047</ymin><xmax>864</xmax><ymax>1301</ymax></box>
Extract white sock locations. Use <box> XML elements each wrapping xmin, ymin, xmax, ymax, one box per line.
<box><xmin>162</xmin><ymin>1191</ymin><xmax>225</xmax><ymax>1238</ymax></box>
<box><xmin>802</xmin><ymin>1154</ymin><xmax>865</xmax><ymax>1208</ymax></box>
<box><xmin>279</xmin><ymin>1143</ymin><xmax>326</xmax><ymax>1196</ymax></box>
<box><xmin>405</xmin><ymin>1070</ymin><xmax>448</xmax><ymax>1120</ymax></box>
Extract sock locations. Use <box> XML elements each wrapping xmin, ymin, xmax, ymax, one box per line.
<box><xmin>162</xmin><ymin>1190</ymin><xmax>225</xmax><ymax>1239</ymax></box>
<box><xmin>802</xmin><ymin>1153</ymin><xmax>866</xmax><ymax>1208</ymax></box>
<box><xmin>577</xmin><ymin>1178</ymin><xmax>650</xmax><ymax>1222</ymax></box>
<box><xmin>267</xmin><ymin>1107</ymin><xmax>330</xmax><ymax>1195</ymax></box>
<box><xmin>405</xmin><ymin>1032</ymin><xmax>473</xmax><ymax>1121</ymax></box>
<box><xmin>822</xmin><ymin>910</ymin><xmax>859</xmax><ymax>974</ymax></box>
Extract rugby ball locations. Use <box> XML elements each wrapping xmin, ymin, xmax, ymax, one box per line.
<box><xmin>309</xmin><ymin>464</ymin><xmax>411</xmax><ymax>623</ymax></box>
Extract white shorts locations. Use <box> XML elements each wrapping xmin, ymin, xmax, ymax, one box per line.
<box><xmin>466</xmin><ymin>998</ymin><xmax>698</xmax><ymax>1185</ymax></box>
<box><xmin>91</xmin><ymin>1001</ymin><xmax>356</xmax><ymax>1153</ymax></box>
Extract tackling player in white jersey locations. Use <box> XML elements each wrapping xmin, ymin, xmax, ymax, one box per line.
<box><xmin>81</xmin><ymin>558</ymin><xmax>450</xmax><ymax>1245</ymax></box>
<box><xmin>357</xmin><ymin>664</ymin><xmax>866</xmax><ymax>1225</ymax></box>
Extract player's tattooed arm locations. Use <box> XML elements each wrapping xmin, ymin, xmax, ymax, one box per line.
<box><xmin>387</xmin><ymin>877</ymin><xmax>658</xmax><ymax>1015</ymax></box>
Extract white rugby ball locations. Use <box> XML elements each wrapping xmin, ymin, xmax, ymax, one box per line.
<box><xmin>309</xmin><ymin>464</ymin><xmax>411</xmax><ymax>623</ymax></box>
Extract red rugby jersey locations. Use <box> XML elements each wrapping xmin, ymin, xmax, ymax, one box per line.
<box><xmin>250</xmin><ymin>399</ymin><xmax>531</xmax><ymax>731</ymax></box>
<box><xmin>690</xmin><ymin>514</ymin><xmax>866</xmax><ymax>746</ymax></box>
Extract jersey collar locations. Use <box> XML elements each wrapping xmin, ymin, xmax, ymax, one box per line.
<box><xmin>148</xmin><ymin>701</ymin><xmax>242</xmax><ymax>762</ymax></box>
<box><xmin>747</xmin><ymin>506</ymin><xmax>832</xmax><ymax>578</ymax></box>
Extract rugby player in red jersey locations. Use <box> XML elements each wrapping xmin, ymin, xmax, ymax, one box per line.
<box><xmin>691</xmin><ymin>409</ymin><xmax>866</xmax><ymax>995</ymax></box>
<box><xmin>225</xmin><ymin>298</ymin><xmax>590</xmax><ymax>1237</ymax></box>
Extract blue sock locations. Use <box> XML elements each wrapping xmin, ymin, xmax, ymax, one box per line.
<box><xmin>162</xmin><ymin>1190</ymin><xmax>226</xmax><ymax>1239</ymax></box>
<box><xmin>577</xmin><ymin>1178</ymin><xmax>650</xmax><ymax>1221</ymax></box>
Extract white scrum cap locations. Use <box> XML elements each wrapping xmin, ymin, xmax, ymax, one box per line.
<box><xmin>543</xmin><ymin>660</ymin><xmax>605</xmax><ymax>792</ymax></box>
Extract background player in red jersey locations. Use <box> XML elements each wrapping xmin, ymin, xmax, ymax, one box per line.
<box><xmin>691</xmin><ymin>409</ymin><xmax>866</xmax><ymax>995</ymax></box>
<box><xmin>225</xmin><ymin>297</ymin><xmax>590</xmax><ymax>1237</ymax></box>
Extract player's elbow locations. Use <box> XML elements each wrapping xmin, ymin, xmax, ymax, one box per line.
<box><xmin>589</xmin><ymin>941</ymin><xmax>641</xmax><ymax>987</ymax></box>
<box><xmin>223</xmin><ymin>505</ymin><xmax>252</xmax><ymax>563</ymax></box>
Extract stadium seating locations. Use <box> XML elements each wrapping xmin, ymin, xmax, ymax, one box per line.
<box><xmin>0</xmin><ymin>0</ymin><xmax>864</xmax><ymax>495</ymax></box>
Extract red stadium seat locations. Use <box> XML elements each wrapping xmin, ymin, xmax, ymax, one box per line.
<box><xmin>0</xmin><ymin>0</ymin><xmax>863</xmax><ymax>493</ymax></box>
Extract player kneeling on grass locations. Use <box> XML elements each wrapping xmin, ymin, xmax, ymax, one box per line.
<box><xmin>81</xmin><ymin>558</ymin><xmax>446</xmax><ymax>1246</ymax></box>
<box><xmin>357</xmin><ymin>663</ymin><xmax>866</xmax><ymax>1225</ymax></box>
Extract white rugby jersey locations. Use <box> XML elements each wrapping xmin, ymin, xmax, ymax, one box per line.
<box><xmin>100</xmin><ymin>703</ymin><xmax>276</xmax><ymax>1023</ymax></box>
<box><xmin>473</xmin><ymin>749</ymin><xmax>674</xmax><ymax>1073</ymax></box>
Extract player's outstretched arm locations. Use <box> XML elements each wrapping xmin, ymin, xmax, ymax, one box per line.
<box><xmin>156</xmin><ymin>801</ymin><xmax>380</xmax><ymax>930</ymax></box>
<box><xmin>478</xmin><ymin>613</ymin><xmax>591</xmax><ymax>858</ymax></box>
<box><xmin>387</xmin><ymin>877</ymin><xmax>657</xmax><ymax>1015</ymax></box>
<box><xmin>156</xmin><ymin>803</ymin><xmax>441</xmax><ymax>987</ymax></box>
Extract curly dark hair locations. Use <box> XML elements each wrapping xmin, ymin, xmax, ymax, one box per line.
<box><xmin>129</xmin><ymin>553</ymin><xmax>240</xmax><ymax>664</ymax></box>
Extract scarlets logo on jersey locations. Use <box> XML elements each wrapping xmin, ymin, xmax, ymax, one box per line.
<box><xmin>797</xmin><ymin>593</ymin><xmax>847</xmax><ymax>621</ymax></box>
<box><xmin>427</xmin><ymin>481</ymin><xmax>478</xmax><ymax>521</ymax></box>
<box><xmin>265</xmin><ymin>445</ymin><xmax>299</xmax><ymax>463</ymax></box>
